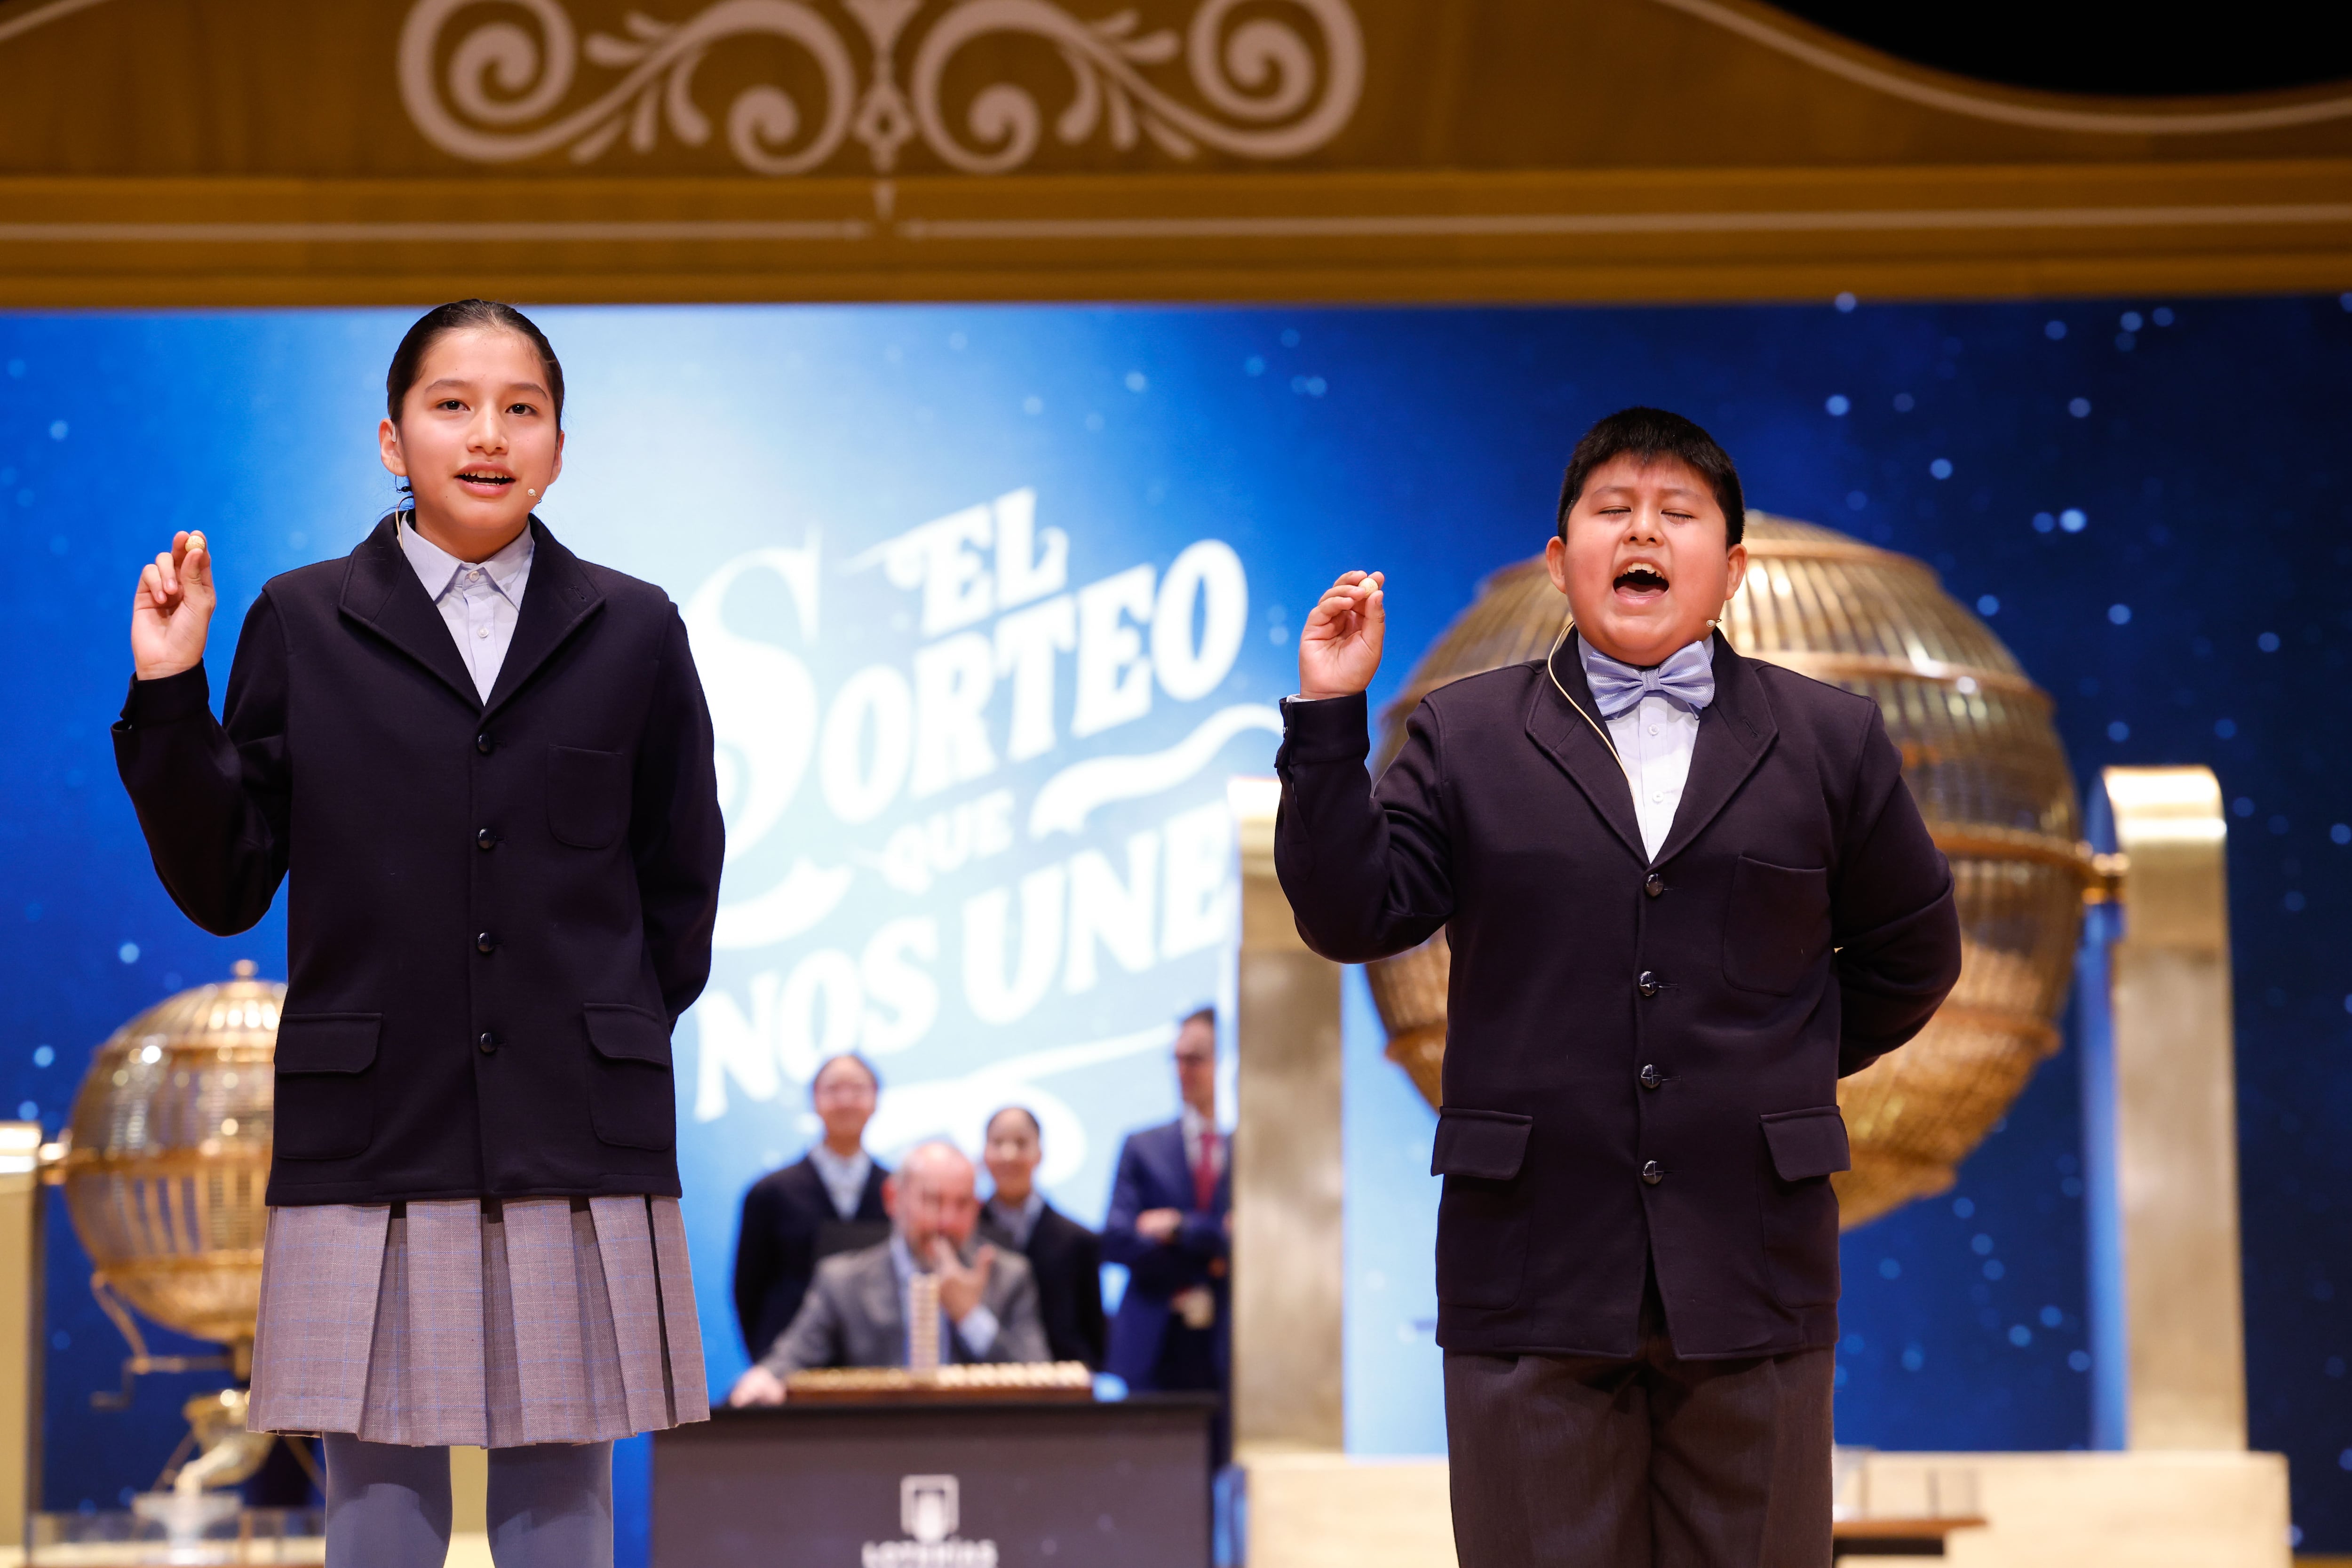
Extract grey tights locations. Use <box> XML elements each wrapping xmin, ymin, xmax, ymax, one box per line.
<box><xmin>321</xmin><ymin>1434</ymin><xmax>613</xmax><ymax>1568</ymax></box>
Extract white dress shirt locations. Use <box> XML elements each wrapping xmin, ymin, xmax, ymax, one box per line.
<box><xmin>396</xmin><ymin>518</ymin><xmax>534</xmax><ymax>702</ymax></box>
<box><xmin>985</xmin><ymin>1190</ymin><xmax>1045</xmax><ymax>1250</ymax></box>
<box><xmin>1578</xmin><ymin>637</ymin><xmax>1704</xmax><ymax>864</ymax></box>
<box><xmin>807</xmin><ymin>1143</ymin><xmax>874</xmax><ymax>1222</ymax></box>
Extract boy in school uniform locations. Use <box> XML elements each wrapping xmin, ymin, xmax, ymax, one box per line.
<box><xmin>1274</xmin><ymin>408</ymin><xmax>1962</xmax><ymax>1567</ymax></box>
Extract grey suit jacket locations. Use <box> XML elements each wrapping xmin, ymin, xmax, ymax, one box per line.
<box><xmin>758</xmin><ymin>1238</ymin><xmax>1052</xmax><ymax>1377</ymax></box>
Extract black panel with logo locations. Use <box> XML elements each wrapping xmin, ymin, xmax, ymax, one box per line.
<box><xmin>653</xmin><ymin>1398</ymin><xmax>1216</xmax><ymax>1567</ymax></box>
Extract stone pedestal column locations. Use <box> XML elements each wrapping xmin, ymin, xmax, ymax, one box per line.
<box><xmin>1228</xmin><ymin>778</ymin><xmax>1345</xmax><ymax>1454</ymax></box>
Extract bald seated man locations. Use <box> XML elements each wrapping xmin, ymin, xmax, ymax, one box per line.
<box><xmin>729</xmin><ymin>1140</ymin><xmax>1051</xmax><ymax>1404</ymax></box>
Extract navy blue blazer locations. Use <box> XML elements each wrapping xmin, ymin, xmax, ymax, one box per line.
<box><xmin>1275</xmin><ymin>634</ymin><xmax>1961</xmax><ymax>1360</ymax></box>
<box><xmin>1101</xmin><ymin>1119</ymin><xmax>1230</xmax><ymax>1387</ymax></box>
<box><xmin>112</xmin><ymin>516</ymin><xmax>724</xmax><ymax>1207</ymax></box>
<box><xmin>979</xmin><ymin>1199</ymin><xmax>1107</xmax><ymax>1369</ymax></box>
<box><xmin>732</xmin><ymin>1154</ymin><xmax>891</xmax><ymax>1361</ymax></box>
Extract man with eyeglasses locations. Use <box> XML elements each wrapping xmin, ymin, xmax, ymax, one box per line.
<box><xmin>1104</xmin><ymin>1008</ymin><xmax>1232</xmax><ymax>1461</ymax></box>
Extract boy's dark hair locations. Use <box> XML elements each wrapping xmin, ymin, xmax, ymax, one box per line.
<box><xmin>386</xmin><ymin>299</ymin><xmax>565</xmax><ymax>426</ymax></box>
<box><xmin>1555</xmin><ymin>407</ymin><xmax>1745</xmax><ymax>547</ymax></box>
<box><xmin>1179</xmin><ymin>1004</ymin><xmax>1216</xmax><ymax>1032</ymax></box>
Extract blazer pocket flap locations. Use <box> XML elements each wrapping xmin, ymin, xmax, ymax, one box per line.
<box><xmin>1762</xmin><ymin>1106</ymin><xmax>1851</xmax><ymax>1181</ymax></box>
<box><xmin>274</xmin><ymin>1014</ymin><xmax>381</xmax><ymax>1075</ymax></box>
<box><xmin>1431</xmin><ymin>1107</ymin><xmax>1534</xmax><ymax>1180</ymax></box>
<box><xmin>584</xmin><ymin>1003</ymin><xmax>672</xmax><ymax>1066</ymax></box>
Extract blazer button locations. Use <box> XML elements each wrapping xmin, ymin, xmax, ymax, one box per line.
<box><xmin>1645</xmin><ymin>873</ymin><xmax>1664</xmax><ymax>898</ymax></box>
<box><xmin>1639</xmin><ymin>1064</ymin><xmax>1662</xmax><ymax>1090</ymax></box>
<box><xmin>477</xmin><ymin>932</ymin><xmax>498</xmax><ymax>955</ymax></box>
<box><xmin>1641</xmin><ymin>1159</ymin><xmax>1665</xmax><ymax>1186</ymax></box>
<box><xmin>476</xmin><ymin>732</ymin><xmax>494</xmax><ymax>755</ymax></box>
<box><xmin>478</xmin><ymin>1031</ymin><xmax>499</xmax><ymax>1055</ymax></box>
<box><xmin>477</xmin><ymin>828</ymin><xmax>497</xmax><ymax>851</ymax></box>
<box><xmin>1637</xmin><ymin>971</ymin><xmax>1661</xmax><ymax>998</ymax></box>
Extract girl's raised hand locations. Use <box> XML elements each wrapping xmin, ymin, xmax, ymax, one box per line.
<box><xmin>1298</xmin><ymin>569</ymin><xmax>1385</xmax><ymax>700</ymax></box>
<box><xmin>131</xmin><ymin>531</ymin><xmax>216</xmax><ymax>682</ymax></box>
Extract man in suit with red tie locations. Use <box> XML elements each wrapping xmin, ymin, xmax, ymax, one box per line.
<box><xmin>1103</xmin><ymin>1007</ymin><xmax>1231</xmax><ymax>1460</ymax></box>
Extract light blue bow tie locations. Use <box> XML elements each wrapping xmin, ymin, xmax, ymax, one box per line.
<box><xmin>1579</xmin><ymin>637</ymin><xmax>1716</xmax><ymax>719</ymax></box>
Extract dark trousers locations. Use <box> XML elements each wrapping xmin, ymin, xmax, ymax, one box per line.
<box><xmin>1442</xmin><ymin>1279</ymin><xmax>1833</xmax><ymax>1568</ymax></box>
<box><xmin>1150</xmin><ymin>1320</ymin><xmax>1230</xmax><ymax>1468</ymax></box>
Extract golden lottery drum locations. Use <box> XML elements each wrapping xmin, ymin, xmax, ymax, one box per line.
<box><xmin>57</xmin><ymin>963</ymin><xmax>279</xmax><ymax>1350</ymax></box>
<box><xmin>1366</xmin><ymin>515</ymin><xmax>2090</xmax><ymax>1227</ymax></box>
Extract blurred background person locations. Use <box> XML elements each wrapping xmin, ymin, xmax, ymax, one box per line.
<box><xmin>979</xmin><ymin>1105</ymin><xmax>1107</xmax><ymax>1368</ymax></box>
<box><xmin>729</xmin><ymin>1141</ymin><xmax>1049</xmax><ymax>1403</ymax></box>
<box><xmin>731</xmin><ymin>1053</ymin><xmax>891</xmax><ymax>1366</ymax></box>
<box><xmin>1103</xmin><ymin>1007</ymin><xmax>1231</xmax><ymax>1460</ymax></box>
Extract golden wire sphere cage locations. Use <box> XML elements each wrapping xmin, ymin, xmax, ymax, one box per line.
<box><xmin>53</xmin><ymin>961</ymin><xmax>279</xmax><ymax>1372</ymax></box>
<box><xmin>1366</xmin><ymin>514</ymin><xmax>2092</xmax><ymax>1227</ymax></box>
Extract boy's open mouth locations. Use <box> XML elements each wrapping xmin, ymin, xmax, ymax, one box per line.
<box><xmin>1613</xmin><ymin>562</ymin><xmax>1670</xmax><ymax>600</ymax></box>
<box><xmin>457</xmin><ymin>470</ymin><xmax>516</xmax><ymax>488</ymax></box>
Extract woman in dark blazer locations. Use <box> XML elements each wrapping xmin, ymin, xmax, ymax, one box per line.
<box><xmin>978</xmin><ymin>1106</ymin><xmax>1107</xmax><ymax>1368</ymax></box>
<box><xmin>116</xmin><ymin>301</ymin><xmax>724</xmax><ymax>1568</ymax></box>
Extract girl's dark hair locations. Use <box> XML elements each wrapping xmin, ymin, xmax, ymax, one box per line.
<box><xmin>1556</xmin><ymin>406</ymin><xmax>1745</xmax><ymax>546</ymax></box>
<box><xmin>811</xmin><ymin>1052</ymin><xmax>881</xmax><ymax>1096</ymax></box>
<box><xmin>985</xmin><ymin>1105</ymin><xmax>1043</xmax><ymax>1138</ymax></box>
<box><xmin>385</xmin><ymin>299</ymin><xmax>565</xmax><ymax>426</ymax></box>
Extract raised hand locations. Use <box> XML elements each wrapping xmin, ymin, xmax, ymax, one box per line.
<box><xmin>931</xmin><ymin>1236</ymin><xmax>996</xmax><ymax>1322</ymax></box>
<box><xmin>130</xmin><ymin>531</ymin><xmax>216</xmax><ymax>682</ymax></box>
<box><xmin>1298</xmin><ymin>569</ymin><xmax>1384</xmax><ymax>700</ymax></box>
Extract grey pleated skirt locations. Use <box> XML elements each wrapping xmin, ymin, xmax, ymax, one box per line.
<box><xmin>246</xmin><ymin>1195</ymin><xmax>708</xmax><ymax>1447</ymax></box>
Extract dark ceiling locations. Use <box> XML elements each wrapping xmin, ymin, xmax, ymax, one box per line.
<box><xmin>1772</xmin><ymin>3</ymin><xmax>2352</xmax><ymax>97</ymax></box>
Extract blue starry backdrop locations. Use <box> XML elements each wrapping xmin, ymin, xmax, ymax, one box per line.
<box><xmin>0</xmin><ymin>296</ymin><xmax>2347</xmax><ymax>1553</ymax></box>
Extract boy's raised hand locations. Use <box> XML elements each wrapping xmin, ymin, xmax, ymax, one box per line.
<box><xmin>131</xmin><ymin>530</ymin><xmax>215</xmax><ymax>682</ymax></box>
<box><xmin>1298</xmin><ymin>569</ymin><xmax>1384</xmax><ymax>700</ymax></box>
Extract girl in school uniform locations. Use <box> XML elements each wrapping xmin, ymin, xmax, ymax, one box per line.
<box><xmin>115</xmin><ymin>300</ymin><xmax>725</xmax><ymax>1567</ymax></box>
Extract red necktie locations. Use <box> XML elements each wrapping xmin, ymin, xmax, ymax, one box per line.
<box><xmin>1193</xmin><ymin>1128</ymin><xmax>1220</xmax><ymax>1212</ymax></box>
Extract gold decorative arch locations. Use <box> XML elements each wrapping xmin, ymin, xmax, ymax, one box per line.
<box><xmin>0</xmin><ymin>0</ymin><xmax>2344</xmax><ymax>304</ymax></box>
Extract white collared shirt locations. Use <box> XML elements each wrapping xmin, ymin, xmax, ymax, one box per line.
<box><xmin>396</xmin><ymin>518</ymin><xmax>534</xmax><ymax>702</ymax></box>
<box><xmin>985</xmin><ymin>1190</ymin><xmax>1046</xmax><ymax>1250</ymax></box>
<box><xmin>807</xmin><ymin>1143</ymin><xmax>874</xmax><ymax>1222</ymax></box>
<box><xmin>1578</xmin><ymin>637</ymin><xmax>1705</xmax><ymax>864</ymax></box>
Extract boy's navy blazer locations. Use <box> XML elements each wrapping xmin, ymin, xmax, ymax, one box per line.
<box><xmin>1274</xmin><ymin>632</ymin><xmax>1962</xmax><ymax>1360</ymax></box>
<box><xmin>1101</xmin><ymin>1119</ymin><xmax>1231</xmax><ymax>1387</ymax></box>
<box><xmin>113</xmin><ymin>516</ymin><xmax>725</xmax><ymax>1208</ymax></box>
<box><xmin>732</xmin><ymin>1155</ymin><xmax>891</xmax><ymax>1362</ymax></box>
